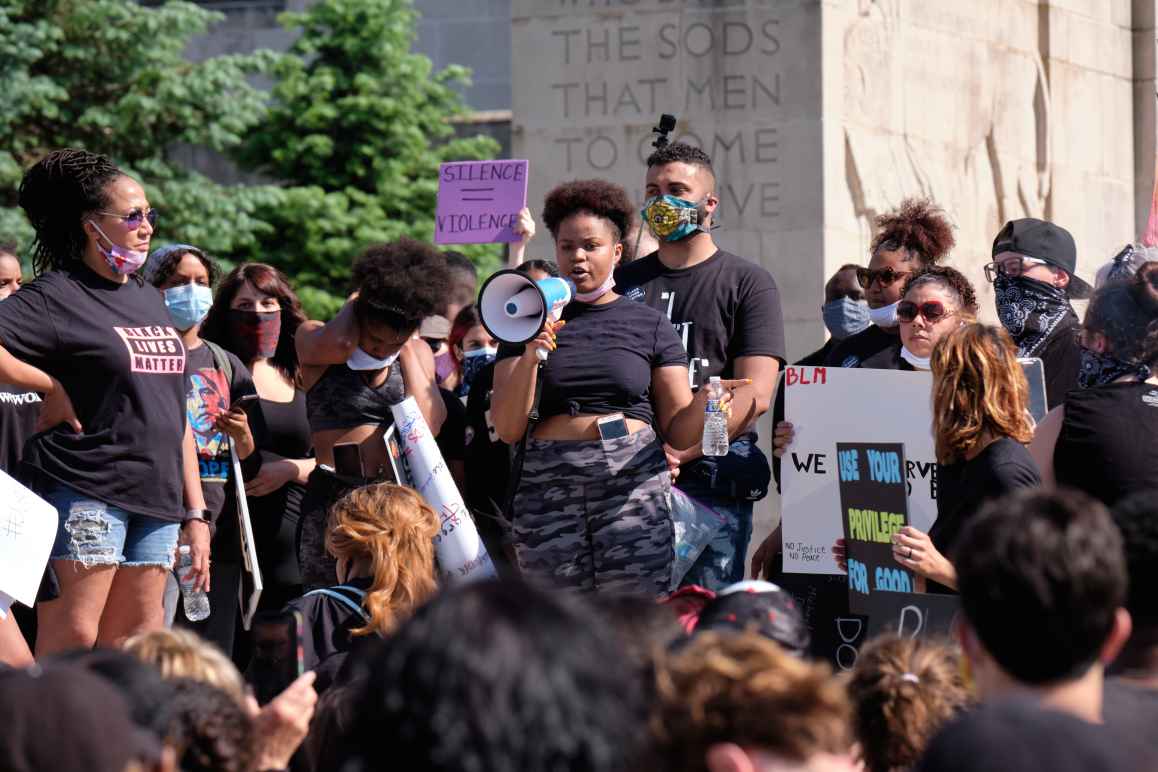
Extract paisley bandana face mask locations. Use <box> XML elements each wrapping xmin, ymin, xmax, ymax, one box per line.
<box><xmin>994</xmin><ymin>274</ymin><xmax>1078</xmax><ymax>357</ymax></box>
<box><xmin>641</xmin><ymin>195</ymin><xmax>708</xmax><ymax>242</ymax></box>
<box><xmin>1077</xmin><ymin>347</ymin><xmax>1152</xmax><ymax>389</ymax></box>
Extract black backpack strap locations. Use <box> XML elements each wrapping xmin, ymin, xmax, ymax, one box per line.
<box><xmin>201</xmin><ymin>339</ymin><xmax>234</xmax><ymax>386</ymax></box>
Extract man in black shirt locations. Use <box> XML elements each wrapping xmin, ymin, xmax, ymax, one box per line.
<box><xmin>987</xmin><ymin>218</ymin><xmax>1091</xmax><ymax>408</ymax></box>
<box><xmin>616</xmin><ymin>143</ymin><xmax>785</xmax><ymax>591</ymax></box>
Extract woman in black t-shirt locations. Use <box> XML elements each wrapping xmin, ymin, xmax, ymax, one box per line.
<box><xmin>1032</xmin><ymin>263</ymin><xmax>1158</xmax><ymax>505</ymax></box>
<box><xmin>201</xmin><ymin>264</ymin><xmax>316</xmax><ymax>611</ymax></box>
<box><xmin>492</xmin><ymin>180</ymin><xmax>745</xmax><ymax>597</ymax></box>
<box><xmin>148</xmin><ymin>245</ymin><xmax>261</xmax><ymax>651</ymax></box>
<box><xmin>295</xmin><ymin>240</ymin><xmax>448</xmax><ymax>589</ymax></box>
<box><xmin>892</xmin><ymin>324</ymin><xmax>1040</xmax><ymax>592</ymax></box>
<box><xmin>0</xmin><ymin>149</ymin><xmax>209</xmax><ymax>654</ymax></box>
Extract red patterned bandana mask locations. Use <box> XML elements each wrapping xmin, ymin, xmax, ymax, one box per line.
<box><xmin>227</xmin><ymin>309</ymin><xmax>281</xmax><ymax>362</ymax></box>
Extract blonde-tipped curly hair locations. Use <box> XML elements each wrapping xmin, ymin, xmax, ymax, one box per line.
<box><xmin>122</xmin><ymin>628</ymin><xmax>246</xmax><ymax>704</ymax></box>
<box><xmin>651</xmin><ymin>632</ymin><xmax>852</xmax><ymax>771</ymax></box>
<box><xmin>930</xmin><ymin>323</ymin><xmax>1034</xmax><ymax>464</ymax></box>
<box><xmin>325</xmin><ymin>483</ymin><xmax>440</xmax><ymax>637</ymax></box>
<box><xmin>847</xmin><ymin>635</ymin><xmax>972</xmax><ymax>772</ymax></box>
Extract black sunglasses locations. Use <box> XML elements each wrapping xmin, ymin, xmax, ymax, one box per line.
<box><xmin>856</xmin><ymin>266</ymin><xmax>912</xmax><ymax>289</ymax></box>
<box><xmin>97</xmin><ymin>207</ymin><xmax>158</xmax><ymax>230</ymax></box>
<box><xmin>896</xmin><ymin>300</ymin><xmax>954</xmax><ymax>324</ymax></box>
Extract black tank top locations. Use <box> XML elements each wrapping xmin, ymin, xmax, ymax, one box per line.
<box><xmin>306</xmin><ymin>363</ymin><xmax>406</xmax><ymax>431</ymax></box>
<box><xmin>1054</xmin><ymin>381</ymin><xmax>1158</xmax><ymax>505</ymax></box>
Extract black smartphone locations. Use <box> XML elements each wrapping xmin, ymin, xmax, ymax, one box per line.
<box><xmin>333</xmin><ymin>442</ymin><xmax>364</xmax><ymax>478</ymax></box>
<box><xmin>232</xmin><ymin>394</ymin><xmax>260</xmax><ymax>413</ymax></box>
<box><xmin>245</xmin><ymin>609</ymin><xmax>305</xmax><ymax>705</ymax></box>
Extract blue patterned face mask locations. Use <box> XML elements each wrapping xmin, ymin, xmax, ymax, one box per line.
<box><xmin>822</xmin><ymin>297</ymin><xmax>871</xmax><ymax>339</ymax></box>
<box><xmin>641</xmin><ymin>195</ymin><xmax>708</xmax><ymax>242</ymax></box>
<box><xmin>1077</xmin><ymin>347</ymin><xmax>1151</xmax><ymax>389</ymax></box>
<box><xmin>456</xmin><ymin>347</ymin><xmax>497</xmax><ymax>398</ymax></box>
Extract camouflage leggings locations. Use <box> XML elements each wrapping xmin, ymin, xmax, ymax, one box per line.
<box><xmin>510</xmin><ymin>426</ymin><xmax>674</xmax><ymax>597</ymax></box>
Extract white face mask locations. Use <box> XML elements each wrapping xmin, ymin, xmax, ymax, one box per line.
<box><xmin>868</xmin><ymin>300</ymin><xmax>900</xmax><ymax>328</ymax></box>
<box><xmin>347</xmin><ymin>346</ymin><xmax>401</xmax><ymax>371</ymax></box>
<box><xmin>900</xmin><ymin>345</ymin><xmax>931</xmax><ymax>370</ymax></box>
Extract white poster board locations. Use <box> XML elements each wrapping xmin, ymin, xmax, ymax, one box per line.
<box><xmin>391</xmin><ymin>397</ymin><xmax>496</xmax><ymax>585</ymax></box>
<box><xmin>781</xmin><ymin>366</ymin><xmax>937</xmax><ymax>575</ymax></box>
<box><xmin>232</xmin><ymin>447</ymin><xmax>263</xmax><ymax>631</ymax></box>
<box><xmin>0</xmin><ymin>469</ymin><xmax>58</xmax><ymax>607</ymax></box>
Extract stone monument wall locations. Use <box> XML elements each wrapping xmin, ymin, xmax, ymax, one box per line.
<box><xmin>512</xmin><ymin>0</ymin><xmax>1149</xmax><ymax>361</ymax></box>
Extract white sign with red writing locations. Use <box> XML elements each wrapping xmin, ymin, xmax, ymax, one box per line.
<box><xmin>781</xmin><ymin>366</ymin><xmax>937</xmax><ymax>575</ymax></box>
<box><xmin>390</xmin><ymin>397</ymin><xmax>496</xmax><ymax>585</ymax></box>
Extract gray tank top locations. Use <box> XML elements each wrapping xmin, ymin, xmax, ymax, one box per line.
<box><xmin>306</xmin><ymin>363</ymin><xmax>406</xmax><ymax>432</ymax></box>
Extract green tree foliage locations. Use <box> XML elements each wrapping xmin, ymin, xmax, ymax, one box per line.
<box><xmin>1</xmin><ymin>0</ymin><xmax>502</xmax><ymax>319</ymax></box>
<box><xmin>238</xmin><ymin>0</ymin><xmax>502</xmax><ymax>309</ymax></box>
<box><xmin>0</xmin><ymin>0</ymin><xmax>277</xmax><ymax>264</ymax></box>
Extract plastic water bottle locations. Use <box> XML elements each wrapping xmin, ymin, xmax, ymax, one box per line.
<box><xmin>176</xmin><ymin>545</ymin><xmax>210</xmax><ymax>622</ymax></box>
<box><xmin>701</xmin><ymin>376</ymin><xmax>730</xmax><ymax>457</ymax></box>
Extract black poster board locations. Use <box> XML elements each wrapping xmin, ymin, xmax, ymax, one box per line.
<box><xmin>774</xmin><ymin>572</ymin><xmax>868</xmax><ymax>672</ymax></box>
<box><xmin>864</xmin><ymin>590</ymin><xmax>962</xmax><ymax>640</ymax></box>
<box><xmin>837</xmin><ymin>442</ymin><xmax>914</xmax><ymax>614</ymax></box>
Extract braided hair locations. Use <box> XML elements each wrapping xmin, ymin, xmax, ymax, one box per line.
<box><xmin>17</xmin><ymin>149</ymin><xmax>123</xmax><ymax>276</ymax></box>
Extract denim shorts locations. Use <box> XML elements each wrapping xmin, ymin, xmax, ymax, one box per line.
<box><xmin>41</xmin><ymin>481</ymin><xmax>180</xmax><ymax>569</ymax></box>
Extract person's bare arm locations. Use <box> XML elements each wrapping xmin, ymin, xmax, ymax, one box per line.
<box><xmin>491</xmin><ymin>322</ymin><xmax>560</xmax><ymax>443</ymax></box>
<box><xmin>179</xmin><ymin>423</ymin><xmax>211</xmax><ymax>592</ymax></box>
<box><xmin>1029</xmin><ymin>405</ymin><xmax>1064</xmax><ymax>487</ymax></box>
<box><xmin>728</xmin><ymin>355</ymin><xmax>779</xmax><ymax>435</ymax></box>
<box><xmin>296</xmin><ymin>301</ymin><xmax>359</xmax><ymax>367</ymax></box>
<box><xmin>400</xmin><ymin>337</ymin><xmax>446</xmax><ymax>434</ymax></box>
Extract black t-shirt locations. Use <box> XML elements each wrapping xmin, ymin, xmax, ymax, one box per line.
<box><xmin>1039</xmin><ymin>318</ymin><xmax>1082</xmax><ymax>409</ymax></box>
<box><xmin>436</xmin><ymin>388</ymin><xmax>467</xmax><ymax>462</ymax></box>
<box><xmin>796</xmin><ymin>340</ymin><xmax>836</xmax><ymax>367</ymax></box>
<box><xmin>0</xmin><ymin>383</ymin><xmax>41</xmax><ymax>475</ymax></box>
<box><xmin>858</xmin><ymin>341</ymin><xmax>911</xmax><ymax>371</ymax></box>
<box><xmin>463</xmin><ymin>362</ymin><xmax>510</xmax><ymax>515</ymax></box>
<box><xmin>822</xmin><ymin>325</ymin><xmax>898</xmax><ymax>369</ymax></box>
<box><xmin>932</xmin><ymin>438</ymin><xmax>1041</xmax><ymax>559</ymax></box>
<box><xmin>284</xmin><ymin>576</ymin><xmax>373</xmax><ymax>675</ymax></box>
<box><xmin>496</xmin><ymin>296</ymin><xmax>687</xmax><ymax>424</ymax></box>
<box><xmin>184</xmin><ymin>344</ymin><xmax>258</xmax><ymax>524</ymax></box>
<box><xmin>0</xmin><ymin>268</ymin><xmax>187</xmax><ymax>520</ymax></box>
<box><xmin>614</xmin><ymin>249</ymin><xmax>786</xmax><ymax>387</ymax></box>
<box><xmin>1055</xmin><ymin>381</ymin><xmax>1158</xmax><ymax>506</ymax></box>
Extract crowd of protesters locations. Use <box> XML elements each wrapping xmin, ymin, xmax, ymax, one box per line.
<box><xmin>0</xmin><ymin>141</ymin><xmax>1157</xmax><ymax>771</ymax></box>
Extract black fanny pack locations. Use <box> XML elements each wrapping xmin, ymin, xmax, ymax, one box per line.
<box><xmin>681</xmin><ymin>433</ymin><xmax>771</xmax><ymax>501</ymax></box>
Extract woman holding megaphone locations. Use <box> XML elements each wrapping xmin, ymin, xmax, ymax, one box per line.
<box><xmin>492</xmin><ymin>180</ymin><xmax>749</xmax><ymax>597</ymax></box>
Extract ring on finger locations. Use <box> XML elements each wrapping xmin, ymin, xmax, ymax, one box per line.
<box><xmin>907</xmin><ymin>547</ymin><xmax>913</xmax><ymax>559</ymax></box>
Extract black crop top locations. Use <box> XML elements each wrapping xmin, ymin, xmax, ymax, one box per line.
<box><xmin>496</xmin><ymin>296</ymin><xmax>687</xmax><ymax>424</ymax></box>
<box><xmin>306</xmin><ymin>363</ymin><xmax>406</xmax><ymax>431</ymax></box>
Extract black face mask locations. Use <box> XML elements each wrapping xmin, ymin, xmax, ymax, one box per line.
<box><xmin>994</xmin><ymin>274</ymin><xmax>1077</xmax><ymax>356</ymax></box>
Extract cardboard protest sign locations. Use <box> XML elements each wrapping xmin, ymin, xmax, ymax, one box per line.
<box><xmin>391</xmin><ymin>397</ymin><xmax>496</xmax><ymax>584</ymax></box>
<box><xmin>0</xmin><ymin>469</ymin><xmax>58</xmax><ymax>607</ymax></box>
<box><xmin>435</xmin><ymin>160</ymin><xmax>529</xmax><ymax>244</ymax></box>
<box><xmin>1019</xmin><ymin>357</ymin><xmax>1048</xmax><ymax>420</ymax></box>
<box><xmin>232</xmin><ymin>446</ymin><xmax>263</xmax><ymax>631</ymax></box>
<box><xmin>781</xmin><ymin>366</ymin><xmax>937</xmax><ymax>575</ymax></box>
<box><xmin>837</xmin><ymin>442</ymin><xmax>913</xmax><ymax>614</ymax></box>
<box><xmin>865</xmin><ymin>590</ymin><xmax>962</xmax><ymax>640</ymax></box>
<box><xmin>775</xmin><ymin>573</ymin><xmax>868</xmax><ymax>672</ymax></box>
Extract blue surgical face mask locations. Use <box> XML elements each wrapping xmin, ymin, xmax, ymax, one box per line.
<box><xmin>641</xmin><ymin>195</ymin><xmax>708</xmax><ymax>242</ymax></box>
<box><xmin>163</xmin><ymin>282</ymin><xmax>214</xmax><ymax>331</ymax></box>
<box><xmin>821</xmin><ymin>297</ymin><xmax>871</xmax><ymax>340</ymax></box>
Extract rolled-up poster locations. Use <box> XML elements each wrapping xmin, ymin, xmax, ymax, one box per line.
<box><xmin>391</xmin><ymin>397</ymin><xmax>496</xmax><ymax>584</ymax></box>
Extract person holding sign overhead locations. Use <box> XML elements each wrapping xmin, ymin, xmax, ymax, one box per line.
<box><xmin>295</xmin><ymin>239</ymin><xmax>448</xmax><ymax>589</ymax></box>
<box><xmin>492</xmin><ymin>180</ymin><xmax>747</xmax><ymax>597</ymax></box>
<box><xmin>892</xmin><ymin>323</ymin><xmax>1040</xmax><ymax>593</ymax></box>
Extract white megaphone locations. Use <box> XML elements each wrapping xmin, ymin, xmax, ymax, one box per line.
<box><xmin>478</xmin><ymin>269</ymin><xmax>572</xmax><ymax>361</ymax></box>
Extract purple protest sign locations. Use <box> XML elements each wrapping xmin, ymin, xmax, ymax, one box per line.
<box><xmin>435</xmin><ymin>159</ymin><xmax>529</xmax><ymax>244</ymax></box>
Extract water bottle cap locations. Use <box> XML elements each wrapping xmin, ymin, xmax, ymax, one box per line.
<box><xmin>178</xmin><ymin>545</ymin><xmax>191</xmax><ymax>555</ymax></box>
<box><xmin>709</xmin><ymin>376</ymin><xmax>721</xmax><ymax>383</ymax></box>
